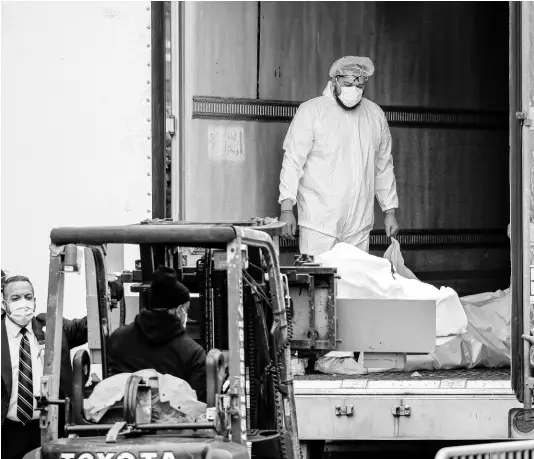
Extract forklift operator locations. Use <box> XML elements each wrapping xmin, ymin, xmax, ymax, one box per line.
<box><xmin>278</xmin><ymin>55</ymin><xmax>400</xmax><ymax>256</ymax></box>
<box><xmin>108</xmin><ymin>266</ymin><xmax>207</xmax><ymax>403</ymax></box>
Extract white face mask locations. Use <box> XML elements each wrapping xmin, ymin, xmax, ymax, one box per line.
<box><xmin>177</xmin><ymin>307</ymin><xmax>188</xmax><ymax>330</ymax></box>
<box><xmin>5</xmin><ymin>298</ymin><xmax>35</xmax><ymax>327</ymax></box>
<box><xmin>338</xmin><ymin>86</ymin><xmax>363</xmax><ymax>107</ymax></box>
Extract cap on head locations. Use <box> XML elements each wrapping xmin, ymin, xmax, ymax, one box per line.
<box><xmin>148</xmin><ymin>266</ymin><xmax>190</xmax><ymax>310</ymax></box>
<box><xmin>329</xmin><ymin>56</ymin><xmax>375</xmax><ymax>79</ymax></box>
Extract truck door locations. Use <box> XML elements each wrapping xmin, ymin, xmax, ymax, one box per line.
<box><xmin>509</xmin><ymin>1</ymin><xmax>534</xmax><ymax>435</ymax></box>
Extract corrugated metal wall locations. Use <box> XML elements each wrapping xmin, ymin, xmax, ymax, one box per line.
<box><xmin>181</xmin><ymin>1</ymin><xmax>509</xmax><ymax>231</ymax></box>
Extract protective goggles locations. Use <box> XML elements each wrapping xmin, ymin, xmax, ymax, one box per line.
<box><xmin>335</xmin><ymin>74</ymin><xmax>369</xmax><ymax>84</ymax></box>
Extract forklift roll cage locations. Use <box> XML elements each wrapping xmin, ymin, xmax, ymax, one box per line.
<box><xmin>40</xmin><ymin>223</ymin><xmax>299</xmax><ymax>458</ymax></box>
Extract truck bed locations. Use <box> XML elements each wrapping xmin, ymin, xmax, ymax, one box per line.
<box><xmin>295</xmin><ymin>367</ymin><xmax>510</xmax><ymax>381</ymax></box>
<box><xmin>293</xmin><ymin>367</ymin><xmax>519</xmax><ymax>441</ymax></box>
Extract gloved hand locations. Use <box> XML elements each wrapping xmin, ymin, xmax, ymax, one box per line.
<box><xmin>522</xmin><ymin>328</ymin><xmax>534</xmax><ymax>369</ymax></box>
<box><xmin>280</xmin><ymin>211</ymin><xmax>297</xmax><ymax>240</ymax></box>
<box><xmin>384</xmin><ymin>214</ymin><xmax>399</xmax><ymax>238</ymax></box>
<box><xmin>522</xmin><ymin>328</ymin><xmax>534</xmax><ymax>345</ymax></box>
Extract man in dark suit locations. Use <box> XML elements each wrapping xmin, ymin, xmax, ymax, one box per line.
<box><xmin>1</xmin><ymin>275</ymin><xmax>87</xmax><ymax>459</ymax></box>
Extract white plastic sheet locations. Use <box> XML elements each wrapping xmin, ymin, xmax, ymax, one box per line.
<box><xmin>314</xmin><ymin>241</ymin><xmax>512</xmax><ymax>375</ymax></box>
<box><xmin>84</xmin><ymin>369</ymin><xmax>206</xmax><ymax>423</ymax></box>
<box><xmin>85</xmin><ymin>373</ymin><xmax>131</xmax><ymax>422</ymax></box>
<box><xmin>316</xmin><ymin>242</ymin><xmax>468</xmax><ymax>337</ymax></box>
<box><xmin>383</xmin><ymin>237</ymin><xmax>418</xmax><ymax>280</ymax></box>
<box><xmin>315</xmin><ymin>354</ymin><xmax>367</xmax><ymax>375</ymax></box>
<box><xmin>158</xmin><ymin>373</ymin><xmax>206</xmax><ymax>418</ymax></box>
<box><xmin>291</xmin><ymin>357</ymin><xmax>309</xmax><ymax>376</ymax></box>
<box><xmin>405</xmin><ymin>289</ymin><xmax>511</xmax><ymax>371</ymax></box>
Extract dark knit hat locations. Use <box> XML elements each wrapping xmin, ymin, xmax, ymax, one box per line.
<box><xmin>148</xmin><ymin>266</ymin><xmax>190</xmax><ymax>310</ymax></box>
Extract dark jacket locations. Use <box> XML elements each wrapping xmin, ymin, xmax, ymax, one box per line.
<box><xmin>108</xmin><ymin>310</ymin><xmax>207</xmax><ymax>403</ymax></box>
<box><xmin>1</xmin><ymin>312</ymin><xmax>88</xmax><ymax>424</ymax></box>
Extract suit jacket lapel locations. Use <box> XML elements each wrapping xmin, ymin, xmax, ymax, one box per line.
<box><xmin>32</xmin><ymin>317</ymin><xmax>45</xmax><ymax>343</ymax></box>
<box><xmin>1</xmin><ymin>315</ymin><xmax>12</xmax><ymax>397</ymax></box>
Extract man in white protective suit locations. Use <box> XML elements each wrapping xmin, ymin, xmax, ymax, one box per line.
<box><xmin>278</xmin><ymin>56</ymin><xmax>400</xmax><ymax>255</ymax></box>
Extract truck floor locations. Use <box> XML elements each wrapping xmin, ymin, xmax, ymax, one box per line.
<box><xmin>295</xmin><ymin>367</ymin><xmax>510</xmax><ymax>381</ymax></box>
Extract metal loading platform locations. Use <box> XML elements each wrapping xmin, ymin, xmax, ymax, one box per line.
<box><xmin>293</xmin><ymin>367</ymin><xmax>519</xmax><ymax>442</ymax></box>
<box><xmin>295</xmin><ymin>368</ymin><xmax>511</xmax><ymax>381</ymax></box>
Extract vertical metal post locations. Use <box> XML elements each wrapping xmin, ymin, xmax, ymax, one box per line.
<box><xmin>510</xmin><ymin>1</ymin><xmax>534</xmax><ymax>407</ymax></box>
<box><xmin>170</xmin><ymin>1</ymin><xmax>186</xmax><ymax>220</ymax></box>
<box><xmin>84</xmin><ymin>248</ymin><xmax>102</xmax><ymax>366</ymax></box>
<box><xmin>308</xmin><ymin>275</ymin><xmax>316</xmax><ymax>348</ymax></box>
<box><xmin>226</xmin><ymin>238</ymin><xmax>246</xmax><ymax>444</ymax></box>
<box><xmin>511</xmin><ymin>0</ymin><xmax>526</xmax><ymax>405</ymax></box>
<box><xmin>151</xmin><ymin>1</ymin><xmax>167</xmax><ymax>219</ymax></box>
<box><xmin>91</xmin><ymin>247</ymin><xmax>110</xmax><ymax>378</ymax></box>
<box><xmin>521</xmin><ymin>0</ymin><xmax>533</xmax><ymax>409</ymax></box>
<box><xmin>40</xmin><ymin>252</ymin><xmax>64</xmax><ymax>444</ymax></box>
<box><xmin>271</xmin><ymin>263</ymin><xmax>301</xmax><ymax>459</ymax></box>
<box><xmin>327</xmin><ymin>271</ymin><xmax>338</xmax><ymax>349</ymax></box>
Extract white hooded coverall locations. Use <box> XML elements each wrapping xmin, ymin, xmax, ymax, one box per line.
<box><xmin>279</xmin><ymin>82</ymin><xmax>399</xmax><ymax>255</ymax></box>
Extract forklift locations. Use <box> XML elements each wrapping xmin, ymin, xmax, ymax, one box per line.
<box><xmin>26</xmin><ymin>221</ymin><xmax>301</xmax><ymax>459</ymax></box>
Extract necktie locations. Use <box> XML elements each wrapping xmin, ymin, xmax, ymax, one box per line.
<box><xmin>17</xmin><ymin>327</ymin><xmax>34</xmax><ymax>424</ymax></box>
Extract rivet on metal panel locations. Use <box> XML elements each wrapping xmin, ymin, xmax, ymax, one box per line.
<box><xmin>147</xmin><ymin>44</ymin><xmax>151</xmax><ymax>48</ymax></box>
<box><xmin>146</xmin><ymin>99</ymin><xmax>150</xmax><ymax>103</ymax></box>
<box><xmin>147</xmin><ymin>25</ymin><xmax>151</xmax><ymax>29</ymax></box>
<box><xmin>147</xmin><ymin>63</ymin><xmax>151</xmax><ymax>67</ymax></box>
<box><xmin>147</xmin><ymin>155</ymin><xmax>151</xmax><ymax>160</ymax></box>
<box><xmin>147</xmin><ymin>118</ymin><xmax>151</xmax><ymax>123</ymax></box>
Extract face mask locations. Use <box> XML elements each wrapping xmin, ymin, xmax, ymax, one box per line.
<box><xmin>338</xmin><ymin>86</ymin><xmax>363</xmax><ymax>108</ymax></box>
<box><xmin>6</xmin><ymin>299</ymin><xmax>35</xmax><ymax>327</ymax></box>
<box><xmin>177</xmin><ymin>307</ymin><xmax>188</xmax><ymax>330</ymax></box>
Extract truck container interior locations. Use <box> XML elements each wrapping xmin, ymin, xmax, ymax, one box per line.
<box><xmin>168</xmin><ymin>1</ymin><xmax>511</xmax><ymax>380</ymax></box>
